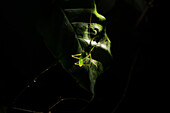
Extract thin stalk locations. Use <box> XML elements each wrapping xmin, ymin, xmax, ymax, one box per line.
<box><xmin>12</xmin><ymin>62</ymin><xmax>58</xmax><ymax>105</ymax></box>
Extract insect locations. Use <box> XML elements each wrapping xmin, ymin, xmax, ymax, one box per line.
<box><xmin>71</xmin><ymin>45</ymin><xmax>97</xmax><ymax>67</ymax></box>
<box><xmin>71</xmin><ymin>12</ymin><xmax>98</xmax><ymax>67</ymax></box>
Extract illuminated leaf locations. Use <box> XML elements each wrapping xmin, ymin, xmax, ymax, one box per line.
<box><xmin>37</xmin><ymin>3</ymin><xmax>112</xmax><ymax>97</ymax></box>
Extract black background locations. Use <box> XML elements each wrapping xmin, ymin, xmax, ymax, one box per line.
<box><xmin>1</xmin><ymin>0</ymin><xmax>163</xmax><ymax>113</ymax></box>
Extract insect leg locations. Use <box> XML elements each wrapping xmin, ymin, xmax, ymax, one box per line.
<box><xmin>71</xmin><ymin>54</ymin><xmax>81</xmax><ymax>59</ymax></box>
<box><xmin>74</xmin><ymin>62</ymin><xmax>80</xmax><ymax>65</ymax></box>
<box><xmin>72</xmin><ymin>53</ymin><xmax>81</xmax><ymax>56</ymax></box>
<box><xmin>89</xmin><ymin>54</ymin><xmax>98</xmax><ymax>68</ymax></box>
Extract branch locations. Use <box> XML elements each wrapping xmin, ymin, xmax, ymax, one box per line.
<box><xmin>12</xmin><ymin>107</ymin><xmax>44</xmax><ymax>113</ymax></box>
<box><xmin>48</xmin><ymin>97</ymin><xmax>90</xmax><ymax>112</ymax></box>
<box><xmin>111</xmin><ymin>1</ymin><xmax>154</xmax><ymax>112</ymax></box>
<box><xmin>135</xmin><ymin>0</ymin><xmax>154</xmax><ymax>28</ymax></box>
<box><xmin>12</xmin><ymin>62</ymin><xmax>58</xmax><ymax>105</ymax></box>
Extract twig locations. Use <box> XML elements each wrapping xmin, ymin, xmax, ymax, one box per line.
<box><xmin>12</xmin><ymin>62</ymin><xmax>58</xmax><ymax>105</ymax></box>
<box><xmin>112</xmin><ymin>47</ymin><xmax>140</xmax><ymax>113</ymax></box>
<box><xmin>111</xmin><ymin>1</ymin><xmax>154</xmax><ymax>112</ymax></box>
<box><xmin>48</xmin><ymin>97</ymin><xmax>63</xmax><ymax>111</ymax></box>
<box><xmin>12</xmin><ymin>107</ymin><xmax>43</xmax><ymax>113</ymax></box>
<box><xmin>48</xmin><ymin>97</ymin><xmax>90</xmax><ymax>112</ymax></box>
<box><xmin>135</xmin><ymin>0</ymin><xmax>154</xmax><ymax>28</ymax></box>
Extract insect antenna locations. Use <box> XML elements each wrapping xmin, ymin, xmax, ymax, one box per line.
<box><xmin>89</xmin><ymin>11</ymin><xmax>93</xmax><ymax>46</ymax></box>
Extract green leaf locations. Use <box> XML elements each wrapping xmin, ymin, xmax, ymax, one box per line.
<box><xmin>37</xmin><ymin>3</ymin><xmax>112</xmax><ymax>97</ymax></box>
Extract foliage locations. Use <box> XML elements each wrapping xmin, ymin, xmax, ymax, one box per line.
<box><xmin>37</xmin><ymin>2</ymin><xmax>112</xmax><ymax>96</ymax></box>
<box><xmin>1</xmin><ymin>0</ymin><xmax>154</xmax><ymax>112</ymax></box>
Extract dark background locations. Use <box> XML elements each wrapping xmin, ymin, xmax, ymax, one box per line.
<box><xmin>1</xmin><ymin>0</ymin><xmax>163</xmax><ymax>113</ymax></box>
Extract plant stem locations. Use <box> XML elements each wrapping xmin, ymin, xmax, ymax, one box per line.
<box><xmin>12</xmin><ymin>62</ymin><xmax>58</xmax><ymax>105</ymax></box>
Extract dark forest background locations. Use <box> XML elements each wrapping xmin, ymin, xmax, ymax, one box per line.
<box><xmin>1</xmin><ymin>0</ymin><xmax>165</xmax><ymax>113</ymax></box>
